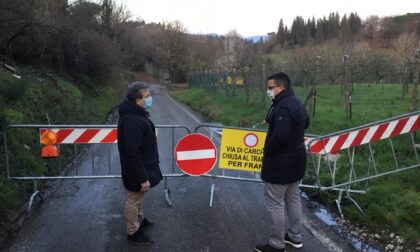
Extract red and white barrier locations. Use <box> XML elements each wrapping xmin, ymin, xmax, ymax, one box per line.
<box><xmin>308</xmin><ymin>113</ymin><xmax>419</xmax><ymax>154</ymax></box>
<box><xmin>39</xmin><ymin>128</ymin><xmax>117</xmax><ymax>144</ymax></box>
<box><xmin>39</xmin><ymin>113</ymin><xmax>419</xmax><ymax>152</ymax></box>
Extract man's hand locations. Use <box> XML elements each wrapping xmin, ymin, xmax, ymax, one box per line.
<box><xmin>140</xmin><ymin>180</ymin><xmax>151</xmax><ymax>192</ymax></box>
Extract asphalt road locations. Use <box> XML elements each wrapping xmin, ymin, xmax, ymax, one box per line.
<box><xmin>5</xmin><ymin>85</ymin><xmax>354</xmax><ymax>252</ymax></box>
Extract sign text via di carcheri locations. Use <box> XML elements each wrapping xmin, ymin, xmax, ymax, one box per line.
<box><xmin>219</xmin><ymin>129</ymin><xmax>267</xmax><ymax>172</ymax></box>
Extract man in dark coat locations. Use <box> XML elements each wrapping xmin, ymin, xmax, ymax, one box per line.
<box><xmin>117</xmin><ymin>82</ymin><xmax>162</xmax><ymax>244</ymax></box>
<box><xmin>255</xmin><ymin>72</ymin><xmax>309</xmax><ymax>252</ymax></box>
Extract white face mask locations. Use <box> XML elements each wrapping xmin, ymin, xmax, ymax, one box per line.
<box><xmin>267</xmin><ymin>89</ymin><xmax>275</xmax><ymax>99</ymax></box>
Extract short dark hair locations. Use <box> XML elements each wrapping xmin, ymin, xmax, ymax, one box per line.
<box><xmin>267</xmin><ymin>72</ymin><xmax>291</xmax><ymax>89</ymax></box>
<box><xmin>126</xmin><ymin>82</ymin><xmax>149</xmax><ymax>103</ymax></box>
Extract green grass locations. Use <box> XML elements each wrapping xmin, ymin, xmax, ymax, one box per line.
<box><xmin>175</xmin><ymin>84</ymin><xmax>413</xmax><ymax>133</ymax></box>
<box><xmin>172</xmin><ymin>84</ymin><xmax>420</xmax><ymax>246</ymax></box>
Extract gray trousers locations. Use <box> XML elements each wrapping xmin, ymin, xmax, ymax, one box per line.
<box><xmin>265</xmin><ymin>181</ymin><xmax>302</xmax><ymax>249</ymax></box>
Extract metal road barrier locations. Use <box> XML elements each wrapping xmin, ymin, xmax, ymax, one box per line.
<box><xmin>3</xmin><ymin>124</ymin><xmax>190</xmax><ymax>210</ymax></box>
<box><xmin>194</xmin><ymin>124</ymin><xmax>319</xmax><ymax>207</ymax></box>
<box><xmin>306</xmin><ymin>111</ymin><xmax>420</xmax><ymax>217</ymax></box>
<box><xmin>194</xmin><ymin>111</ymin><xmax>420</xmax><ymax>213</ymax></box>
<box><xmin>4</xmin><ymin>111</ymin><xmax>419</xmax><ymax>215</ymax></box>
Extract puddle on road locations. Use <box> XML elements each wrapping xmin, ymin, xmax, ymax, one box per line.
<box><xmin>349</xmin><ymin>235</ymin><xmax>381</xmax><ymax>252</ymax></box>
<box><xmin>314</xmin><ymin>208</ymin><xmax>337</xmax><ymax>226</ymax></box>
<box><xmin>307</xmin><ymin>196</ymin><xmax>381</xmax><ymax>252</ymax></box>
<box><xmin>300</xmin><ymin>191</ymin><xmax>309</xmax><ymax>200</ymax></box>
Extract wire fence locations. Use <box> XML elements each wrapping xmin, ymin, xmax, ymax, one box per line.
<box><xmin>188</xmin><ymin>50</ymin><xmax>420</xmax><ymax>118</ymax></box>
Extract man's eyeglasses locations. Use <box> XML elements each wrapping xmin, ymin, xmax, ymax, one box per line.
<box><xmin>267</xmin><ymin>85</ymin><xmax>278</xmax><ymax>90</ymax></box>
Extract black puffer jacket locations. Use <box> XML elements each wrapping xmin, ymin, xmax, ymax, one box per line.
<box><xmin>117</xmin><ymin>99</ymin><xmax>162</xmax><ymax>192</ymax></box>
<box><xmin>261</xmin><ymin>88</ymin><xmax>309</xmax><ymax>184</ymax></box>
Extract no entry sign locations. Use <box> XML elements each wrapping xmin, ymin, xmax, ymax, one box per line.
<box><xmin>175</xmin><ymin>133</ymin><xmax>217</xmax><ymax>176</ymax></box>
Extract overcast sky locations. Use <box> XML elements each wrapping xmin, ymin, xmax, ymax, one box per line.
<box><xmin>123</xmin><ymin>0</ymin><xmax>419</xmax><ymax>37</ymax></box>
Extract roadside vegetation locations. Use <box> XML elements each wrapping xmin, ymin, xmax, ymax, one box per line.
<box><xmin>0</xmin><ymin>68</ymin><xmax>128</xmax><ymax>234</ymax></box>
<box><xmin>172</xmin><ymin>84</ymin><xmax>420</xmax><ymax>247</ymax></box>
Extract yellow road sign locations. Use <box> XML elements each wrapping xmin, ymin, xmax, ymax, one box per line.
<box><xmin>219</xmin><ymin>128</ymin><xmax>266</xmax><ymax>172</ymax></box>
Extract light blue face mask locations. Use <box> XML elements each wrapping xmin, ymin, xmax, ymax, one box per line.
<box><xmin>145</xmin><ymin>96</ymin><xmax>153</xmax><ymax>109</ymax></box>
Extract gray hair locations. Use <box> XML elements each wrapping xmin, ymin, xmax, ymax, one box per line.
<box><xmin>126</xmin><ymin>82</ymin><xmax>149</xmax><ymax>103</ymax></box>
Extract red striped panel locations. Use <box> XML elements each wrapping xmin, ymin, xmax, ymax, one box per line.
<box><xmin>370</xmin><ymin>123</ymin><xmax>389</xmax><ymax>143</ymax></box>
<box><xmin>390</xmin><ymin>118</ymin><xmax>409</xmax><ymax>137</ymax></box>
<box><xmin>349</xmin><ymin>128</ymin><xmax>369</xmax><ymax>148</ymax></box>
<box><xmin>309</xmin><ymin>138</ymin><xmax>330</xmax><ymax>154</ymax></box>
<box><xmin>410</xmin><ymin>115</ymin><xmax>420</xmax><ymax>132</ymax></box>
<box><xmin>40</xmin><ymin>129</ymin><xmax>73</xmax><ymax>144</ymax></box>
<box><xmin>101</xmin><ymin>129</ymin><xmax>118</xmax><ymax>143</ymax></box>
<box><xmin>56</xmin><ymin>129</ymin><xmax>75</xmax><ymax>144</ymax></box>
<box><xmin>74</xmin><ymin>129</ymin><xmax>100</xmax><ymax>143</ymax></box>
<box><xmin>329</xmin><ymin>133</ymin><xmax>350</xmax><ymax>154</ymax></box>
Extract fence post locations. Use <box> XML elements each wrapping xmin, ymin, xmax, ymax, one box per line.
<box><xmin>312</xmin><ymin>56</ymin><xmax>322</xmax><ymax>118</ymax></box>
<box><xmin>224</xmin><ymin>69</ymin><xmax>229</xmax><ymax>97</ymax></box>
<box><xmin>412</xmin><ymin>49</ymin><xmax>420</xmax><ymax>111</ymax></box>
<box><xmin>233</xmin><ymin>68</ymin><xmax>237</xmax><ymax>97</ymax></box>
<box><xmin>343</xmin><ymin>55</ymin><xmax>352</xmax><ymax>120</ymax></box>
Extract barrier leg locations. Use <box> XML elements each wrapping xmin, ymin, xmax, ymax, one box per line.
<box><xmin>27</xmin><ymin>180</ymin><xmax>43</xmax><ymax>213</ymax></box>
<box><xmin>335</xmin><ymin>190</ymin><xmax>344</xmax><ymax>218</ymax></box>
<box><xmin>27</xmin><ymin>191</ymin><xmax>40</xmax><ymax>213</ymax></box>
<box><xmin>345</xmin><ymin>191</ymin><xmax>364</xmax><ymax>215</ymax></box>
<box><xmin>209</xmin><ymin>182</ymin><xmax>215</xmax><ymax>207</ymax></box>
<box><xmin>164</xmin><ymin>177</ymin><xmax>172</xmax><ymax>207</ymax></box>
<box><xmin>108</xmin><ymin>145</ymin><xmax>112</xmax><ymax>175</ymax></box>
<box><xmin>335</xmin><ymin>189</ymin><xmax>365</xmax><ymax>218</ymax></box>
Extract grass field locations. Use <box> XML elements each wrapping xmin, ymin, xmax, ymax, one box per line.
<box><xmin>172</xmin><ymin>84</ymin><xmax>420</xmax><ymax>245</ymax></box>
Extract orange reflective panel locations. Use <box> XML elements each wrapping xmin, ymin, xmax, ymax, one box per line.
<box><xmin>41</xmin><ymin>130</ymin><xmax>57</xmax><ymax>146</ymax></box>
<box><xmin>41</xmin><ymin>130</ymin><xmax>59</xmax><ymax>158</ymax></box>
<box><xmin>41</xmin><ymin>145</ymin><xmax>59</xmax><ymax>158</ymax></box>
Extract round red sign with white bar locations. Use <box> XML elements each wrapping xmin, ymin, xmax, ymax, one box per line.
<box><xmin>174</xmin><ymin>133</ymin><xmax>217</xmax><ymax>176</ymax></box>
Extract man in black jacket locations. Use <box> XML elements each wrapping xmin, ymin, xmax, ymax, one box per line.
<box><xmin>255</xmin><ymin>73</ymin><xmax>309</xmax><ymax>252</ymax></box>
<box><xmin>117</xmin><ymin>82</ymin><xmax>162</xmax><ymax>244</ymax></box>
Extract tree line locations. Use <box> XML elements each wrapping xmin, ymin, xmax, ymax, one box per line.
<box><xmin>276</xmin><ymin>13</ymin><xmax>362</xmax><ymax>48</ymax></box>
<box><xmin>0</xmin><ymin>0</ymin><xmax>220</xmax><ymax>84</ymax></box>
<box><xmin>1</xmin><ymin>1</ymin><xmax>419</xmax><ymax>87</ymax></box>
<box><xmin>272</xmin><ymin>12</ymin><xmax>419</xmax><ymax>50</ymax></box>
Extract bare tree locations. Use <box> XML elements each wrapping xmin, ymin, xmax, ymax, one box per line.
<box><xmin>223</xmin><ymin>30</ymin><xmax>242</xmax><ymax>68</ymax></box>
<box><xmin>156</xmin><ymin>20</ymin><xmax>190</xmax><ymax>84</ymax></box>
<box><xmin>392</xmin><ymin>33</ymin><xmax>418</xmax><ymax>99</ymax></box>
<box><xmin>223</xmin><ymin>30</ymin><xmax>244</xmax><ymax>97</ymax></box>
